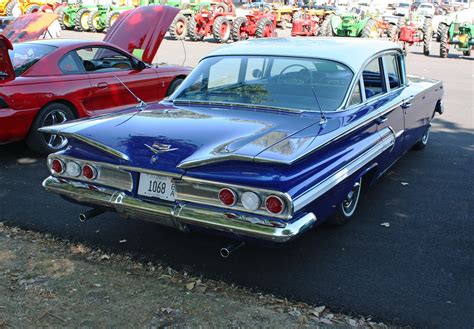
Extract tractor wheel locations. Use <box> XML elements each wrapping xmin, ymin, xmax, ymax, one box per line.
<box><xmin>423</xmin><ymin>18</ymin><xmax>433</xmax><ymax>56</ymax></box>
<box><xmin>75</xmin><ymin>8</ymin><xmax>91</xmax><ymax>31</ymax></box>
<box><xmin>169</xmin><ymin>13</ymin><xmax>188</xmax><ymax>40</ymax></box>
<box><xmin>463</xmin><ymin>48</ymin><xmax>471</xmax><ymax>56</ymax></box>
<box><xmin>214</xmin><ymin>3</ymin><xmax>228</xmax><ymax>13</ymax></box>
<box><xmin>439</xmin><ymin>24</ymin><xmax>449</xmax><ymax>58</ymax></box>
<box><xmin>106</xmin><ymin>10</ymin><xmax>121</xmax><ymax>30</ymax></box>
<box><xmin>25</xmin><ymin>4</ymin><xmax>41</xmax><ymax>14</ymax></box>
<box><xmin>388</xmin><ymin>24</ymin><xmax>398</xmax><ymax>41</ymax></box>
<box><xmin>5</xmin><ymin>1</ymin><xmax>17</xmax><ymax>16</ymax></box>
<box><xmin>88</xmin><ymin>10</ymin><xmax>103</xmax><ymax>32</ymax></box>
<box><xmin>256</xmin><ymin>17</ymin><xmax>274</xmax><ymax>38</ymax></box>
<box><xmin>212</xmin><ymin>16</ymin><xmax>231</xmax><ymax>43</ymax></box>
<box><xmin>436</xmin><ymin>23</ymin><xmax>447</xmax><ymax>42</ymax></box>
<box><xmin>187</xmin><ymin>18</ymin><xmax>205</xmax><ymax>41</ymax></box>
<box><xmin>231</xmin><ymin>16</ymin><xmax>248</xmax><ymax>41</ymax></box>
<box><xmin>319</xmin><ymin>14</ymin><xmax>334</xmax><ymax>36</ymax></box>
<box><xmin>361</xmin><ymin>19</ymin><xmax>378</xmax><ymax>38</ymax></box>
<box><xmin>58</xmin><ymin>8</ymin><xmax>72</xmax><ymax>30</ymax></box>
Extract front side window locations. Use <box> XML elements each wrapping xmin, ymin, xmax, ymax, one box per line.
<box><xmin>75</xmin><ymin>47</ymin><xmax>132</xmax><ymax>73</ymax></box>
<box><xmin>383</xmin><ymin>54</ymin><xmax>401</xmax><ymax>90</ymax></box>
<box><xmin>362</xmin><ymin>57</ymin><xmax>385</xmax><ymax>99</ymax></box>
<box><xmin>8</xmin><ymin>43</ymin><xmax>56</xmax><ymax>76</ymax></box>
<box><xmin>171</xmin><ymin>56</ymin><xmax>354</xmax><ymax>112</ymax></box>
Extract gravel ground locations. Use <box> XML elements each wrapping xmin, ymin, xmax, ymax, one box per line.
<box><xmin>0</xmin><ymin>222</ymin><xmax>393</xmax><ymax>328</ymax></box>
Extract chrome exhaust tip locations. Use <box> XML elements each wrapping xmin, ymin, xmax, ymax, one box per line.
<box><xmin>220</xmin><ymin>241</ymin><xmax>245</xmax><ymax>258</ymax></box>
<box><xmin>79</xmin><ymin>208</ymin><xmax>105</xmax><ymax>222</ymax></box>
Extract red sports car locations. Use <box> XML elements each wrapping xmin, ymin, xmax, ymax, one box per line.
<box><xmin>0</xmin><ymin>6</ymin><xmax>191</xmax><ymax>154</ymax></box>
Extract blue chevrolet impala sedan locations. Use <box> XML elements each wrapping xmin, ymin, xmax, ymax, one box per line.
<box><xmin>41</xmin><ymin>38</ymin><xmax>444</xmax><ymax>249</ymax></box>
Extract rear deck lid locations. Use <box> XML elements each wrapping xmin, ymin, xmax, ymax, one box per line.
<box><xmin>103</xmin><ymin>5</ymin><xmax>179</xmax><ymax>64</ymax></box>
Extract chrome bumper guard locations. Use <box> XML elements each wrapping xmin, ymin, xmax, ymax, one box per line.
<box><xmin>43</xmin><ymin>177</ymin><xmax>317</xmax><ymax>243</ymax></box>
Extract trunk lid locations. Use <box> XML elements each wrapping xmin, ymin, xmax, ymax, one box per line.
<box><xmin>40</xmin><ymin>105</ymin><xmax>321</xmax><ymax>175</ymax></box>
<box><xmin>2</xmin><ymin>13</ymin><xmax>58</xmax><ymax>43</ymax></box>
<box><xmin>0</xmin><ymin>34</ymin><xmax>14</xmax><ymax>81</ymax></box>
<box><xmin>104</xmin><ymin>5</ymin><xmax>179</xmax><ymax>64</ymax></box>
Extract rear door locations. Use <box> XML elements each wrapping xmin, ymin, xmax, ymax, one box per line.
<box><xmin>73</xmin><ymin>46</ymin><xmax>159</xmax><ymax>115</ymax></box>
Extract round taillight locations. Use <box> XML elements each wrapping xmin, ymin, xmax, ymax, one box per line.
<box><xmin>241</xmin><ymin>191</ymin><xmax>261</xmax><ymax>211</ymax></box>
<box><xmin>65</xmin><ymin>161</ymin><xmax>81</xmax><ymax>177</ymax></box>
<box><xmin>265</xmin><ymin>195</ymin><xmax>285</xmax><ymax>215</ymax></box>
<box><xmin>82</xmin><ymin>164</ymin><xmax>97</xmax><ymax>180</ymax></box>
<box><xmin>51</xmin><ymin>159</ymin><xmax>64</xmax><ymax>174</ymax></box>
<box><xmin>218</xmin><ymin>188</ymin><xmax>236</xmax><ymax>206</ymax></box>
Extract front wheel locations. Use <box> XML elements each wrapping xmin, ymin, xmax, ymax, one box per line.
<box><xmin>328</xmin><ymin>177</ymin><xmax>362</xmax><ymax>226</ymax></box>
<box><xmin>166</xmin><ymin>78</ymin><xmax>184</xmax><ymax>97</ymax></box>
<box><xmin>26</xmin><ymin>103</ymin><xmax>75</xmax><ymax>154</ymax></box>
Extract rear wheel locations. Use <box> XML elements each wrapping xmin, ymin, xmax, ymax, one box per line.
<box><xmin>169</xmin><ymin>13</ymin><xmax>188</xmax><ymax>40</ymax></box>
<box><xmin>214</xmin><ymin>3</ymin><xmax>228</xmax><ymax>13</ymax></box>
<box><xmin>26</xmin><ymin>103</ymin><xmax>75</xmax><ymax>155</ymax></box>
<box><xmin>255</xmin><ymin>17</ymin><xmax>274</xmax><ymax>38</ymax></box>
<box><xmin>75</xmin><ymin>8</ymin><xmax>91</xmax><ymax>31</ymax></box>
<box><xmin>24</xmin><ymin>4</ymin><xmax>41</xmax><ymax>14</ymax></box>
<box><xmin>187</xmin><ymin>18</ymin><xmax>205</xmax><ymax>41</ymax></box>
<box><xmin>413</xmin><ymin>125</ymin><xmax>430</xmax><ymax>150</ymax></box>
<box><xmin>361</xmin><ymin>19</ymin><xmax>378</xmax><ymax>38</ymax></box>
<box><xmin>58</xmin><ymin>7</ymin><xmax>72</xmax><ymax>30</ymax></box>
<box><xmin>231</xmin><ymin>16</ymin><xmax>248</xmax><ymax>41</ymax></box>
<box><xmin>106</xmin><ymin>10</ymin><xmax>120</xmax><ymax>30</ymax></box>
<box><xmin>328</xmin><ymin>177</ymin><xmax>363</xmax><ymax>226</ymax></box>
<box><xmin>212</xmin><ymin>16</ymin><xmax>231</xmax><ymax>43</ymax></box>
<box><xmin>463</xmin><ymin>48</ymin><xmax>471</xmax><ymax>56</ymax></box>
<box><xmin>422</xmin><ymin>18</ymin><xmax>433</xmax><ymax>56</ymax></box>
<box><xmin>439</xmin><ymin>24</ymin><xmax>449</xmax><ymax>58</ymax></box>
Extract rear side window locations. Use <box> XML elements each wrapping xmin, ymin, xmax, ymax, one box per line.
<box><xmin>59</xmin><ymin>53</ymin><xmax>82</xmax><ymax>74</ymax></box>
<box><xmin>384</xmin><ymin>54</ymin><xmax>401</xmax><ymax>90</ymax></box>
<box><xmin>362</xmin><ymin>58</ymin><xmax>385</xmax><ymax>99</ymax></box>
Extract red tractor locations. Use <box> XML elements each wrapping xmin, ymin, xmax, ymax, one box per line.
<box><xmin>187</xmin><ymin>0</ymin><xmax>235</xmax><ymax>43</ymax></box>
<box><xmin>231</xmin><ymin>10</ymin><xmax>276</xmax><ymax>41</ymax></box>
<box><xmin>396</xmin><ymin>18</ymin><xmax>432</xmax><ymax>55</ymax></box>
<box><xmin>291</xmin><ymin>16</ymin><xmax>318</xmax><ymax>36</ymax></box>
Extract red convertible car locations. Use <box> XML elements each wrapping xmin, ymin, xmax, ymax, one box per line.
<box><xmin>0</xmin><ymin>6</ymin><xmax>191</xmax><ymax>154</ymax></box>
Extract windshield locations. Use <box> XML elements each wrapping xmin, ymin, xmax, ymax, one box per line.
<box><xmin>399</xmin><ymin>3</ymin><xmax>410</xmax><ymax>7</ymax></box>
<box><xmin>170</xmin><ymin>56</ymin><xmax>354</xmax><ymax>112</ymax></box>
<box><xmin>8</xmin><ymin>43</ymin><xmax>56</xmax><ymax>76</ymax></box>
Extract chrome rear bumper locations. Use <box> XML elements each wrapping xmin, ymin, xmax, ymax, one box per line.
<box><xmin>43</xmin><ymin>177</ymin><xmax>317</xmax><ymax>243</ymax></box>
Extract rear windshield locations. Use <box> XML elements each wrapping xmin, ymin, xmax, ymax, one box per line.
<box><xmin>171</xmin><ymin>56</ymin><xmax>354</xmax><ymax>112</ymax></box>
<box><xmin>8</xmin><ymin>43</ymin><xmax>56</xmax><ymax>76</ymax></box>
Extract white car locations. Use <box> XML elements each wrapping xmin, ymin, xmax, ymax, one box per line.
<box><xmin>394</xmin><ymin>2</ymin><xmax>411</xmax><ymax>16</ymax></box>
<box><xmin>417</xmin><ymin>3</ymin><xmax>435</xmax><ymax>17</ymax></box>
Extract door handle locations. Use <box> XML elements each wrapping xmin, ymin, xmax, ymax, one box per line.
<box><xmin>401</xmin><ymin>95</ymin><xmax>415</xmax><ymax>109</ymax></box>
<box><xmin>376</xmin><ymin>116</ymin><xmax>388</xmax><ymax>124</ymax></box>
<box><xmin>97</xmin><ymin>82</ymin><xmax>108</xmax><ymax>89</ymax></box>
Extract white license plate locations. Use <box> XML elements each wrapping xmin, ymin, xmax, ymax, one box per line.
<box><xmin>137</xmin><ymin>173</ymin><xmax>176</xmax><ymax>201</ymax></box>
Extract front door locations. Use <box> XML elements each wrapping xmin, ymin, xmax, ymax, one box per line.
<box><xmin>74</xmin><ymin>46</ymin><xmax>160</xmax><ymax>115</ymax></box>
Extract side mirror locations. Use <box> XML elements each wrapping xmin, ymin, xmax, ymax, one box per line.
<box><xmin>132</xmin><ymin>58</ymin><xmax>147</xmax><ymax>71</ymax></box>
<box><xmin>252</xmin><ymin>68</ymin><xmax>262</xmax><ymax>79</ymax></box>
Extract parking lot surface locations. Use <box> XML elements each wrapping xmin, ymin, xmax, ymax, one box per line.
<box><xmin>1</xmin><ymin>32</ymin><xmax>473</xmax><ymax>328</ymax></box>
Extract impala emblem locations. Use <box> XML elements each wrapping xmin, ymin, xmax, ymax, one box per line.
<box><xmin>145</xmin><ymin>143</ymin><xmax>178</xmax><ymax>164</ymax></box>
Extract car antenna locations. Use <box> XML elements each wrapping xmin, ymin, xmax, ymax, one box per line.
<box><xmin>311</xmin><ymin>86</ymin><xmax>327</xmax><ymax>125</ymax></box>
<box><xmin>112</xmin><ymin>74</ymin><xmax>147</xmax><ymax>109</ymax></box>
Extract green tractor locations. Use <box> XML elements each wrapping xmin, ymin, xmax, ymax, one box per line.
<box><xmin>325</xmin><ymin>13</ymin><xmax>379</xmax><ymax>38</ymax></box>
<box><xmin>439</xmin><ymin>22</ymin><xmax>473</xmax><ymax>58</ymax></box>
<box><xmin>57</xmin><ymin>2</ymin><xmax>98</xmax><ymax>31</ymax></box>
<box><xmin>86</xmin><ymin>4</ymin><xmax>134</xmax><ymax>32</ymax></box>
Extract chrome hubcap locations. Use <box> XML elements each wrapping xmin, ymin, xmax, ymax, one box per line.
<box><xmin>342</xmin><ymin>179</ymin><xmax>362</xmax><ymax>217</ymax></box>
<box><xmin>422</xmin><ymin>127</ymin><xmax>430</xmax><ymax>144</ymax></box>
<box><xmin>42</xmin><ymin>110</ymin><xmax>69</xmax><ymax>150</ymax></box>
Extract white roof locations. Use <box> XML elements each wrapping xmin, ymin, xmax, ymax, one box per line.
<box><xmin>204</xmin><ymin>37</ymin><xmax>402</xmax><ymax>72</ymax></box>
